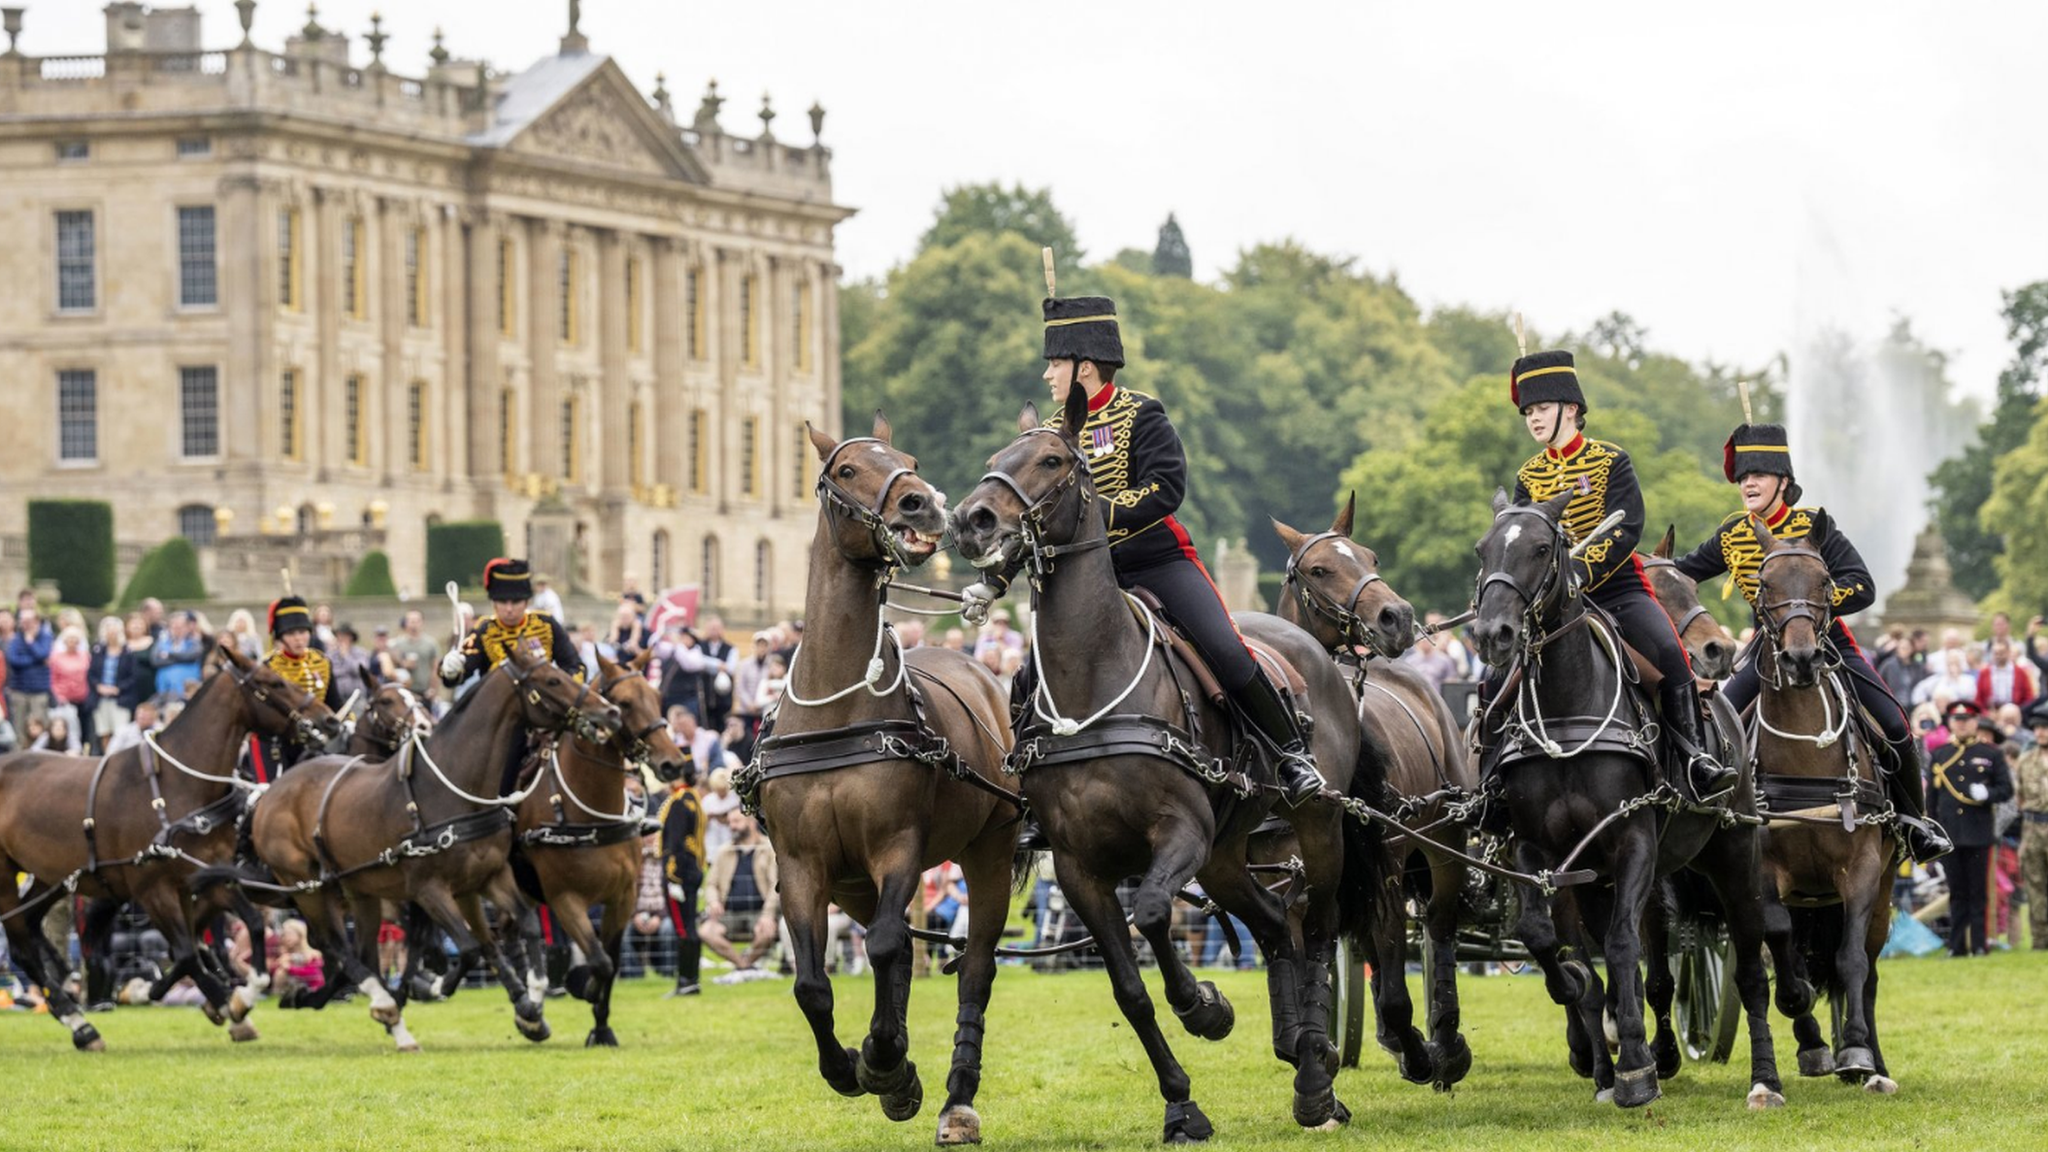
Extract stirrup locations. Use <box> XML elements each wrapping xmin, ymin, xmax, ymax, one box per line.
<box><xmin>1275</xmin><ymin>747</ymin><xmax>1325</xmax><ymax>808</ymax></box>
<box><xmin>1688</xmin><ymin>752</ymin><xmax>1736</xmax><ymax>804</ymax></box>
<box><xmin>1897</xmin><ymin>816</ymin><xmax>1952</xmax><ymax>865</ymax></box>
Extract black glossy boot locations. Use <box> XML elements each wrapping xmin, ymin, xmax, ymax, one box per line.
<box><xmin>1885</xmin><ymin>737</ymin><xmax>1952</xmax><ymax>864</ymax></box>
<box><xmin>1663</xmin><ymin>683</ymin><xmax>1735</xmax><ymax>803</ymax></box>
<box><xmin>1239</xmin><ymin>672</ymin><xmax>1325</xmax><ymax>807</ymax></box>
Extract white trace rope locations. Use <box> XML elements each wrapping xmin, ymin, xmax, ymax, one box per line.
<box><xmin>539</xmin><ymin>741</ymin><xmax>641</xmax><ymax>822</ymax></box>
<box><xmin>1032</xmin><ymin>591</ymin><xmax>1158</xmax><ymax>738</ymax></box>
<box><xmin>145</xmin><ymin>732</ymin><xmax>263</xmax><ymax>793</ymax></box>
<box><xmin>404</xmin><ymin>728</ymin><xmax>538</xmax><ymax>808</ymax></box>
<box><xmin>1755</xmin><ymin>668</ymin><xmax>1851</xmax><ymax>749</ymax></box>
<box><xmin>782</xmin><ymin>612</ymin><xmax>909</xmax><ymax>707</ymax></box>
<box><xmin>1513</xmin><ymin>612</ymin><xmax>1629</xmax><ymax>759</ymax></box>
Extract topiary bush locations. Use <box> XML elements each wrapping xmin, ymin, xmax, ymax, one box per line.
<box><xmin>119</xmin><ymin>537</ymin><xmax>207</xmax><ymax>609</ymax></box>
<box><xmin>426</xmin><ymin>521</ymin><xmax>505</xmax><ymax>594</ymax></box>
<box><xmin>28</xmin><ymin>499</ymin><xmax>115</xmax><ymax>608</ymax></box>
<box><xmin>344</xmin><ymin>550</ymin><xmax>398</xmax><ymax>597</ymax></box>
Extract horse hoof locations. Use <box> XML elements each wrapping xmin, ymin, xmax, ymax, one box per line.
<box><xmin>1398</xmin><ymin>1041</ymin><xmax>1437</xmax><ymax>1087</ymax></box>
<box><xmin>1833</xmin><ymin>1046</ymin><xmax>1875</xmax><ymax>1079</ymax></box>
<box><xmin>1654</xmin><ymin>1035</ymin><xmax>1682</xmax><ymax>1080</ymax></box>
<box><xmin>565</xmin><ymin>966</ymin><xmax>594</xmax><ymax>1002</ymax></box>
<box><xmin>1173</xmin><ymin>981</ymin><xmax>1234</xmax><ymax>1042</ymax></box>
<box><xmin>1374</xmin><ymin>1028</ymin><xmax>1402</xmax><ymax>1058</ymax></box>
<box><xmin>1747</xmin><ymin>1083</ymin><xmax>1787</xmax><ymax>1110</ymax></box>
<box><xmin>881</xmin><ymin>1072</ymin><xmax>923</xmax><ymax>1122</ymax></box>
<box><xmin>1430</xmin><ymin>1036</ymin><xmax>1473</xmax><ymax>1091</ymax></box>
<box><xmin>1778</xmin><ymin>979</ymin><xmax>1816</xmax><ymax>1019</ymax></box>
<box><xmin>1796</xmin><ymin>1047</ymin><xmax>1835</xmax><ymax>1078</ymax></box>
<box><xmin>228</xmin><ymin>1021</ymin><xmax>260</xmax><ymax>1043</ymax></box>
<box><xmin>229</xmin><ymin>984</ymin><xmax>257</xmax><ymax>1022</ymax></box>
<box><xmin>201</xmin><ymin>1001</ymin><xmax>226</xmax><ymax>1027</ymax></box>
<box><xmin>516</xmin><ymin>1015</ymin><xmax>552</xmax><ymax>1044</ymax></box>
<box><xmin>1594</xmin><ymin>1088</ymin><xmax>1615</xmax><ymax>1105</ymax></box>
<box><xmin>72</xmin><ymin>1024</ymin><xmax>105</xmax><ymax>1052</ymax></box>
<box><xmin>1292</xmin><ymin>1089</ymin><xmax>1336</xmax><ymax>1128</ymax></box>
<box><xmin>1555</xmin><ymin>960</ymin><xmax>1591</xmax><ymax>1006</ymax></box>
<box><xmin>935</xmin><ymin>1104</ymin><xmax>982</xmax><ymax>1146</ymax></box>
<box><xmin>826</xmin><ymin>1046</ymin><xmax>865</xmax><ymax>1098</ymax></box>
<box><xmin>1863</xmin><ymin>1075</ymin><xmax>1898</xmax><ymax>1096</ymax></box>
<box><xmin>857</xmin><ymin>1055</ymin><xmax>922</xmax><ymax>1121</ymax></box>
<box><xmin>1162</xmin><ymin>1100</ymin><xmax>1213</xmax><ymax>1144</ymax></box>
<box><xmin>370</xmin><ymin>1004</ymin><xmax>402</xmax><ymax>1028</ymax></box>
<box><xmin>584</xmin><ymin>1027</ymin><xmax>618</xmax><ymax>1049</ymax></box>
<box><xmin>1613</xmin><ymin>1066</ymin><xmax>1661</xmax><ymax>1109</ymax></box>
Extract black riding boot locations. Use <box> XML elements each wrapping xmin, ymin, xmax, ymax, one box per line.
<box><xmin>1238</xmin><ymin>671</ymin><xmax>1325</xmax><ymax>807</ymax></box>
<box><xmin>1661</xmin><ymin>681</ymin><xmax>1736</xmax><ymax>803</ymax></box>
<box><xmin>84</xmin><ymin>953</ymin><xmax>116</xmax><ymax>1012</ymax></box>
<box><xmin>667</xmin><ymin>937</ymin><xmax>702</xmax><ymax>997</ymax></box>
<box><xmin>1883</xmin><ymin>737</ymin><xmax>1952</xmax><ymax>864</ymax></box>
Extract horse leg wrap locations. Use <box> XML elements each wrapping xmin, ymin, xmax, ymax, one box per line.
<box><xmin>1172</xmin><ymin>980</ymin><xmax>1234</xmax><ymax>1042</ymax></box>
<box><xmin>950</xmin><ymin>1003</ymin><xmax>986</xmax><ymax>1067</ymax></box>
<box><xmin>1265</xmin><ymin>960</ymin><xmax>1302</xmax><ymax>1064</ymax></box>
<box><xmin>1612</xmin><ymin>1064</ymin><xmax>1661</xmax><ymax>1109</ymax></box>
<box><xmin>856</xmin><ymin>1053</ymin><xmax>922</xmax><ymax>1122</ymax></box>
<box><xmin>1162</xmin><ymin>1099</ymin><xmax>1214</xmax><ymax>1144</ymax></box>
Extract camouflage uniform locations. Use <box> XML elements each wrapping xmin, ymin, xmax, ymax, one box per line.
<box><xmin>2016</xmin><ymin>745</ymin><xmax>2048</xmax><ymax>949</ymax></box>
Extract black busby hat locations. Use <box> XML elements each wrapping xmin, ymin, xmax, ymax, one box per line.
<box><xmin>483</xmin><ymin>557</ymin><xmax>533</xmax><ymax>603</ymax></box>
<box><xmin>1723</xmin><ymin>423</ymin><xmax>1802</xmax><ymax>504</ymax></box>
<box><xmin>1509</xmin><ymin>350</ymin><xmax>1587</xmax><ymax>412</ymax></box>
<box><xmin>1043</xmin><ymin>296</ymin><xmax>1125</xmax><ymax>369</ymax></box>
<box><xmin>268</xmin><ymin>595</ymin><xmax>312</xmax><ymax>640</ymax></box>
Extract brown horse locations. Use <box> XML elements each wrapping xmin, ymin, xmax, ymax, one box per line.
<box><xmin>0</xmin><ymin>640</ymin><xmax>340</xmax><ymax>1050</ymax></box>
<box><xmin>748</xmin><ymin>415</ymin><xmax>1017</xmax><ymax>1145</ymax></box>
<box><xmin>346</xmin><ymin>682</ymin><xmax>434</xmax><ymax>759</ymax></box>
<box><xmin>951</xmin><ymin>391</ymin><xmax>1382</xmax><ymax>1141</ymax></box>
<box><xmin>509</xmin><ymin>650</ymin><xmax>688</xmax><ymax>1048</ymax></box>
<box><xmin>217</xmin><ymin>643</ymin><xmax>619</xmax><ymax>1051</ymax></box>
<box><xmin>1645</xmin><ymin>527</ymin><xmax>1738</xmax><ymax>681</ymax></box>
<box><xmin>1739</xmin><ymin>525</ymin><xmax>1901</xmax><ymax>1093</ymax></box>
<box><xmin>1273</xmin><ymin>494</ymin><xmax>1476</xmax><ymax>1090</ymax></box>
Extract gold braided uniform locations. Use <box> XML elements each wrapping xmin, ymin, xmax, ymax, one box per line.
<box><xmin>263</xmin><ymin>647</ymin><xmax>340</xmax><ymax>708</ymax></box>
<box><xmin>1042</xmin><ymin>385</ymin><xmax>1196</xmax><ymax>568</ymax></box>
<box><xmin>1511</xmin><ymin>435</ymin><xmax>1639</xmax><ymax>592</ymax></box>
<box><xmin>443</xmin><ymin>609</ymin><xmax>583</xmax><ymax>685</ymax></box>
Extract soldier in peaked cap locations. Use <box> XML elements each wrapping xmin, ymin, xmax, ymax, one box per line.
<box><xmin>1925</xmin><ymin>701</ymin><xmax>2010</xmax><ymax>954</ymax></box>
<box><xmin>961</xmin><ymin>292</ymin><xmax>1326</xmax><ymax>807</ymax></box>
<box><xmin>1490</xmin><ymin>349</ymin><xmax>1738</xmax><ymax>803</ymax></box>
<box><xmin>250</xmin><ymin>594</ymin><xmax>342</xmax><ymax>779</ymax></box>
<box><xmin>438</xmin><ymin>558</ymin><xmax>583</xmax><ymax>688</ymax></box>
<box><xmin>1672</xmin><ymin>422</ymin><xmax>1952</xmax><ymax>863</ymax></box>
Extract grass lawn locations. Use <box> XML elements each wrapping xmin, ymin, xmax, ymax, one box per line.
<box><xmin>1</xmin><ymin>951</ymin><xmax>2041</xmax><ymax>1151</ymax></box>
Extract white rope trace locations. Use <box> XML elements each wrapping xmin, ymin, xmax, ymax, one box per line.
<box><xmin>782</xmin><ymin>612</ymin><xmax>908</xmax><ymax>708</ymax></box>
<box><xmin>1032</xmin><ymin>591</ymin><xmax>1158</xmax><ymax>738</ymax></box>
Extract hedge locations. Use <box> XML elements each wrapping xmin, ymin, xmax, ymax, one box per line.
<box><xmin>344</xmin><ymin>550</ymin><xmax>398</xmax><ymax>598</ymax></box>
<box><xmin>119</xmin><ymin>537</ymin><xmax>206</xmax><ymax>609</ymax></box>
<box><xmin>27</xmin><ymin>499</ymin><xmax>116</xmax><ymax>607</ymax></box>
<box><xmin>426</xmin><ymin>521</ymin><xmax>505</xmax><ymax>593</ymax></box>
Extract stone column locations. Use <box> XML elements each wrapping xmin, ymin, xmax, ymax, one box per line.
<box><xmin>379</xmin><ymin>197</ymin><xmax>406</xmax><ymax>484</ymax></box>
<box><xmin>464</xmin><ymin>209</ymin><xmax>503</xmax><ymax>485</ymax></box>
<box><xmin>439</xmin><ymin>205</ymin><xmax>465</xmax><ymax>486</ymax></box>
<box><xmin>527</xmin><ymin>218</ymin><xmax>563</xmax><ymax>485</ymax></box>
<box><xmin>715</xmin><ymin>246</ymin><xmax>739</xmax><ymax>509</ymax></box>
<box><xmin>651</xmin><ymin>236</ymin><xmax>685</xmax><ymax>496</ymax></box>
<box><xmin>313</xmin><ymin>186</ymin><xmax>340</xmax><ymax>473</ymax></box>
<box><xmin>822</xmin><ymin>259</ymin><xmax>844</xmax><ymax>439</ymax></box>
<box><xmin>218</xmin><ymin>174</ymin><xmax>266</xmax><ymax>471</ymax></box>
<box><xmin>597</xmin><ymin>230</ymin><xmax>630</xmax><ymax>495</ymax></box>
<box><xmin>765</xmin><ymin>255</ymin><xmax>786</xmax><ymax>514</ymax></box>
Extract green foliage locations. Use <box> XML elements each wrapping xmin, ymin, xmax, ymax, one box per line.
<box><xmin>27</xmin><ymin>499</ymin><xmax>115</xmax><ymax>607</ymax></box>
<box><xmin>344</xmin><ymin>550</ymin><xmax>398</xmax><ymax>598</ymax></box>
<box><xmin>118</xmin><ymin>537</ymin><xmax>205</xmax><ymax>609</ymax></box>
<box><xmin>918</xmin><ymin>184</ymin><xmax>1080</xmax><ymax>261</ymax></box>
<box><xmin>426</xmin><ymin>521</ymin><xmax>506</xmax><ymax>594</ymax></box>
<box><xmin>1152</xmin><ymin>214</ymin><xmax>1192</xmax><ymax>278</ymax></box>
<box><xmin>1938</xmin><ymin>282</ymin><xmax>2048</xmax><ymax>600</ymax></box>
<box><xmin>1981</xmin><ymin>396</ymin><xmax>2048</xmax><ymax>616</ymax></box>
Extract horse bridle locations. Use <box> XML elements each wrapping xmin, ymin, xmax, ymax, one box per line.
<box><xmin>1637</xmin><ymin>556</ymin><xmax>1717</xmax><ymax>642</ymax></box>
<box><xmin>976</xmin><ymin>427</ymin><xmax>1106</xmax><ymax>588</ymax></box>
<box><xmin>1474</xmin><ymin>505</ymin><xmax>1579</xmax><ymax>659</ymax></box>
<box><xmin>596</xmin><ymin>668</ymin><xmax>668</xmax><ymax>769</ymax></box>
<box><xmin>1748</xmin><ymin>543</ymin><xmax>1841</xmax><ymax>686</ymax></box>
<box><xmin>502</xmin><ymin>652</ymin><xmax>612</xmax><ymax>743</ymax></box>
<box><xmin>228</xmin><ymin>660</ymin><xmax>334</xmax><ymax>746</ymax></box>
<box><xmin>1285</xmin><ymin>531</ymin><xmax>1387</xmax><ymax>655</ymax></box>
<box><xmin>816</xmin><ymin>436</ymin><xmax>925</xmax><ymax>573</ymax></box>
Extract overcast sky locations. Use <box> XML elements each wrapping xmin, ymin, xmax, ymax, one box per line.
<box><xmin>32</xmin><ymin>1</ymin><xmax>2044</xmax><ymax>399</ymax></box>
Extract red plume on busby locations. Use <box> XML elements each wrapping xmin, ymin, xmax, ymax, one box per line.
<box><xmin>482</xmin><ymin>557</ymin><xmax>533</xmax><ymax>602</ymax></box>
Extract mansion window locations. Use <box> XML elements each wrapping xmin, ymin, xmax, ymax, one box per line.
<box><xmin>179</xmin><ymin>366</ymin><xmax>219</xmax><ymax>459</ymax></box>
<box><xmin>739</xmin><ymin>415</ymin><xmax>759</xmax><ymax>498</ymax></box>
<box><xmin>344</xmin><ymin>374</ymin><xmax>368</xmax><ymax>466</ymax></box>
<box><xmin>57</xmin><ymin>369</ymin><xmax>97</xmax><ymax>463</ymax></box>
<box><xmin>793</xmin><ymin>281</ymin><xmax>812</xmax><ymax>373</ymax></box>
<box><xmin>408</xmin><ymin>381</ymin><xmax>429</xmax><ymax>471</ymax></box>
<box><xmin>279</xmin><ymin>369</ymin><xmax>303</xmax><ymax>460</ymax></box>
<box><xmin>177</xmin><ymin>504</ymin><xmax>217</xmax><ymax>546</ymax></box>
<box><xmin>278</xmin><ymin>207</ymin><xmax>303</xmax><ymax>311</ymax></box>
<box><xmin>686</xmin><ymin>267</ymin><xmax>705</xmax><ymax>360</ymax></box>
<box><xmin>177</xmin><ymin>206</ymin><xmax>217</xmax><ymax>307</ymax></box>
<box><xmin>740</xmin><ymin>273</ymin><xmax>759</xmax><ymax>368</ymax></box>
<box><xmin>405</xmin><ymin>227</ymin><xmax>428</xmax><ymax>327</ymax></box>
<box><xmin>343</xmin><ymin>218</ymin><xmax>367</xmax><ymax>320</ymax></box>
<box><xmin>55</xmin><ymin>210</ymin><xmax>95</xmax><ymax>312</ymax></box>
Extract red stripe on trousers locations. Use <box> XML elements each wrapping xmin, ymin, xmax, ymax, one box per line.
<box><xmin>1629</xmin><ymin>554</ymin><xmax>1695</xmax><ymax>672</ymax></box>
<box><xmin>248</xmin><ymin>734</ymin><xmax>269</xmax><ymax>784</ymax></box>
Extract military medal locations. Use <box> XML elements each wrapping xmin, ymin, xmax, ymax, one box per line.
<box><xmin>1089</xmin><ymin>425</ymin><xmax>1112</xmax><ymax>458</ymax></box>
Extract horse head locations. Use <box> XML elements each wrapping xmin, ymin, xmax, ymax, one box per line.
<box><xmin>1273</xmin><ymin>491</ymin><xmax>1415</xmax><ymax>657</ymax></box>
<box><xmin>950</xmin><ymin>385</ymin><xmax>1098</xmax><ymax>574</ymax></box>
<box><xmin>808</xmin><ymin>411</ymin><xmax>948</xmax><ymax>569</ymax></box>
<box><xmin>599</xmin><ymin>650</ymin><xmax>688</xmax><ymax>783</ymax></box>
<box><xmin>506</xmin><ymin>641</ymin><xmax>621</xmax><ymax>744</ymax></box>
<box><xmin>1751</xmin><ymin>518</ymin><xmax>1833</xmax><ymax>688</ymax></box>
<box><xmin>356</xmin><ymin>683</ymin><xmax>432</xmax><ymax>755</ymax></box>
<box><xmin>214</xmin><ymin>638</ymin><xmax>345</xmax><ymax>747</ymax></box>
<box><xmin>1646</xmin><ymin>525</ymin><xmax>1736</xmax><ymax>680</ymax></box>
<box><xmin>1471</xmin><ymin>489</ymin><xmax>1577</xmax><ymax>669</ymax></box>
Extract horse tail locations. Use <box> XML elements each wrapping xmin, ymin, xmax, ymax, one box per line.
<box><xmin>1790</xmin><ymin>903</ymin><xmax>1848</xmax><ymax>1005</ymax></box>
<box><xmin>1011</xmin><ymin>843</ymin><xmax>1044</xmax><ymax>898</ymax></box>
<box><xmin>1337</xmin><ymin>721</ymin><xmax>1394</xmax><ymax>949</ymax></box>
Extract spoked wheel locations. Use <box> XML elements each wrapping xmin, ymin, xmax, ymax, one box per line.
<box><xmin>1327</xmin><ymin>933</ymin><xmax>1369</xmax><ymax>1068</ymax></box>
<box><xmin>1673</xmin><ymin>918</ymin><xmax>1741</xmax><ymax>1063</ymax></box>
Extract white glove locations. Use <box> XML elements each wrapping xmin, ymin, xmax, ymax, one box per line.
<box><xmin>439</xmin><ymin>648</ymin><xmax>467</xmax><ymax>681</ymax></box>
<box><xmin>1969</xmin><ymin>782</ymin><xmax>1990</xmax><ymax>803</ymax></box>
<box><xmin>666</xmin><ymin>883</ymin><xmax>686</xmax><ymax>902</ymax></box>
<box><xmin>713</xmin><ymin>671</ymin><xmax>733</xmax><ymax>695</ymax></box>
<box><xmin>961</xmin><ymin>582</ymin><xmax>999</xmax><ymax>627</ymax></box>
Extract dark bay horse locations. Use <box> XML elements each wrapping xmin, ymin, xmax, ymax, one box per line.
<box><xmin>511</xmin><ymin>650</ymin><xmax>688</xmax><ymax>1048</ymax></box>
<box><xmin>747</xmin><ymin>415</ymin><xmax>1017</xmax><ymax>1145</ymax></box>
<box><xmin>1273</xmin><ymin>495</ymin><xmax>1475</xmax><ymax>1090</ymax></box>
<box><xmin>0</xmin><ymin>641</ymin><xmax>340</xmax><ymax>1050</ymax></box>
<box><xmin>1742</xmin><ymin>524</ymin><xmax>1902</xmax><ymax>1094</ymax></box>
<box><xmin>951</xmin><ymin>388</ymin><xmax>1381</xmax><ymax>1141</ymax></box>
<box><xmin>1472</xmin><ymin>490</ymin><xmax>1781</xmax><ymax>1109</ymax></box>
<box><xmin>218</xmin><ymin>644</ymin><xmax>618</xmax><ymax>1051</ymax></box>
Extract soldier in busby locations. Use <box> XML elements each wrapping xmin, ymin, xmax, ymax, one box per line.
<box><xmin>251</xmin><ymin>594</ymin><xmax>342</xmax><ymax>778</ymax></box>
<box><xmin>960</xmin><ymin>288</ymin><xmax>1326</xmax><ymax>807</ymax></box>
<box><xmin>1672</xmin><ymin>422</ymin><xmax>1951</xmax><ymax>862</ymax></box>
<box><xmin>1488</xmin><ymin>349</ymin><xmax>1738</xmax><ymax>802</ymax></box>
<box><xmin>439</xmin><ymin>558</ymin><xmax>583</xmax><ymax>688</ymax></box>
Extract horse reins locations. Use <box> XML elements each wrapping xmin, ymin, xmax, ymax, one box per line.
<box><xmin>1284</xmin><ymin>531</ymin><xmax>1389</xmax><ymax>656</ymax></box>
<box><xmin>976</xmin><ymin>427</ymin><xmax>1106</xmax><ymax>590</ymax></box>
<box><xmin>815</xmin><ymin>436</ymin><xmax>927</xmax><ymax>574</ymax></box>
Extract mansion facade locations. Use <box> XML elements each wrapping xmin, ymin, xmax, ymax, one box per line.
<box><xmin>0</xmin><ymin>3</ymin><xmax>849</xmax><ymax>615</ymax></box>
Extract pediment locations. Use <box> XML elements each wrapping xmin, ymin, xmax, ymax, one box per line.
<box><xmin>497</xmin><ymin>61</ymin><xmax>708</xmax><ymax>184</ymax></box>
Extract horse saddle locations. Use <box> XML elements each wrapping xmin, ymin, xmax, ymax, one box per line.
<box><xmin>1125</xmin><ymin>587</ymin><xmax>1308</xmax><ymax>707</ymax></box>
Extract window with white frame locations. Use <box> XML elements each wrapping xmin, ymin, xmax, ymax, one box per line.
<box><xmin>57</xmin><ymin>369</ymin><xmax>97</xmax><ymax>462</ymax></box>
<box><xmin>179</xmin><ymin>366</ymin><xmax>219</xmax><ymax>458</ymax></box>
<box><xmin>56</xmin><ymin>210</ymin><xmax>95</xmax><ymax>311</ymax></box>
<box><xmin>177</xmin><ymin>206</ymin><xmax>217</xmax><ymax>307</ymax></box>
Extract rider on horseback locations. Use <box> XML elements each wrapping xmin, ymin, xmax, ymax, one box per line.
<box><xmin>959</xmin><ymin>293</ymin><xmax>1325</xmax><ymax>807</ymax></box>
<box><xmin>253</xmin><ymin>594</ymin><xmax>341</xmax><ymax>777</ymax></box>
<box><xmin>1671</xmin><ymin>422</ymin><xmax>1952</xmax><ymax>864</ymax></box>
<box><xmin>1490</xmin><ymin>349</ymin><xmax>1737</xmax><ymax>803</ymax></box>
<box><xmin>438</xmin><ymin>558</ymin><xmax>583</xmax><ymax>688</ymax></box>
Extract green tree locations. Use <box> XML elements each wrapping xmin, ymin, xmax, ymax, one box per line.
<box><xmin>1152</xmin><ymin>214</ymin><xmax>1192</xmax><ymax>279</ymax></box>
<box><xmin>426</xmin><ymin>521</ymin><xmax>506</xmax><ymax>594</ymax></box>
<box><xmin>918</xmin><ymin>184</ymin><xmax>1081</xmax><ymax>261</ymax></box>
<box><xmin>1935</xmin><ymin>282</ymin><xmax>2048</xmax><ymax>599</ymax></box>
<box><xmin>345</xmin><ymin>550</ymin><xmax>398</xmax><ymax>597</ymax></box>
<box><xmin>119</xmin><ymin>537</ymin><xmax>206</xmax><ymax>609</ymax></box>
<box><xmin>27</xmin><ymin>499</ymin><xmax>115</xmax><ymax>607</ymax></box>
